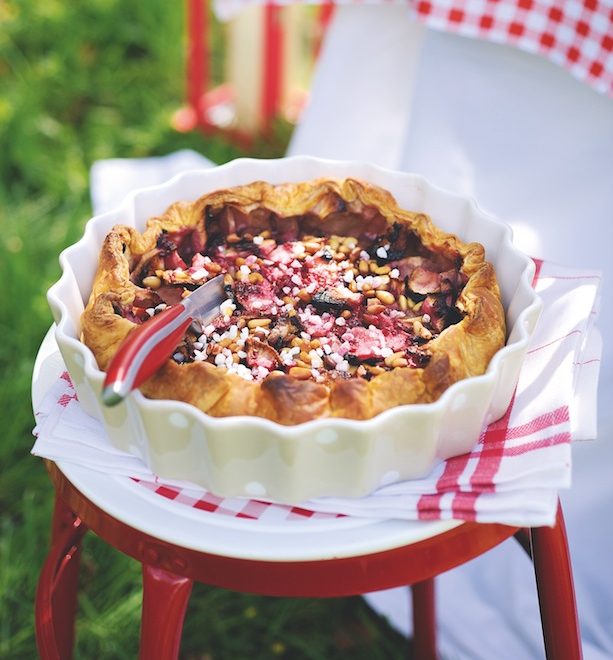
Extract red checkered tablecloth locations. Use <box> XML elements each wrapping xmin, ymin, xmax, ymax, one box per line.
<box><xmin>132</xmin><ymin>477</ymin><xmax>344</xmax><ymax>521</ymax></box>
<box><xmin>214</xmin><ymin>0</ymin><xmax>613</xmax><ymax>97</ymax></box>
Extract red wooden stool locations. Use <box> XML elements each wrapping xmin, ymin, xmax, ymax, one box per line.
<box><xmin>33</xmin><ymin>333</ymin><xmax>583</xmax><ymax>660</ymax></box>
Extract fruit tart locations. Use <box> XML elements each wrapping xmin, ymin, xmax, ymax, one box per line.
<box><xmin>81</xmin><ymin>178</ymin><xmax>506</xmax><ymax>425</ymax></box>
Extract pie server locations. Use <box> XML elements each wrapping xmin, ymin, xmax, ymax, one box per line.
<box><xmin>101</xmin><ymin>275</ymin><xmax>226</xmax><ymax>407</ymax></box>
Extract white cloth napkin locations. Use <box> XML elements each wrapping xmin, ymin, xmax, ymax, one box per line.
<box><xmin>31</xmin><ymin>151</ymin><xmax>602</xmax><ymax>527</ymax></box>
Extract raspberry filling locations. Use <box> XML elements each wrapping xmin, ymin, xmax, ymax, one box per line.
<box><xmin>122</xmin><ymin>205</ymin><xmax>467</xmax><ymax>383</ymax></box>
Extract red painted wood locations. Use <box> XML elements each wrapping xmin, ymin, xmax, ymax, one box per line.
<box><xmin>315</xmin><ymin>2</ymin><xmax>335</xmax><ymax>58</ymax></box>
<box><xmin>139</xmin><ymin>565</ymin><xmax>193</xmax><ymax>660</ymax></box>
<box><xmin>36</xmin><ymin>496</ymin><xmax>87</xmax><ymax>660</ymax></box>
<box><xmin>187</xmin><ymin>0</ymin><xmax>207</xmax><ymax>126</ymax></box>
<box><xmin>261</xmin><ymin>4</ymin><xmax>283</xmax><ymax>131</ymax></box>
<box><xmin>412</xmin><ymin>579</ymin><xmax>437</xmax><ymax>659</ymax></box>
<box><xmin>531</xmin><ymin>504</ymin><xmax>583</xmax><ymax>660</ymax></box>
<box><xmin>513</xmin><ymin>527</ymin><xmax>532</xmax><ymax>558</ymax></box>
<box><xmin>50</xmin><ymin>497</ymin><xmax>82</xmax><ymax>660</ymax></box>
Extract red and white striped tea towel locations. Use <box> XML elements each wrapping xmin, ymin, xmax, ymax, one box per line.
<box><xmin>214</xmin><ymin>0</ymin><xmax>613</xmax><ymax>98</ymax></box>
<box><xmin>32</xmin><ymin>259</ymin><xmax>601</xmax><ymax>527</ymax></box>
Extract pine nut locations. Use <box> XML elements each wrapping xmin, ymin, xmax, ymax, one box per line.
<box><xmin>247</xmin><ymin>318</ymin><xmax>272</xmax><ymax>328</ymax></box>
<box><xmin>358</xmin><ymin>260</ymin><xmax>369</xmax><ymax>275</ymax></box>
<box><xmin>384</xmin><ymin>351</ymin><xmax>405</xmax><ymax>367</ymax></box>
<box><xmin>227</xmin><ymin>233</ymin><xmax>241</xmax><ymax>244</ymax></box>
<box><xmin>248</xmin><ymin>272</ymin><xmax>264</xmax><ymax>284</ymax></box>
<box><xmin>223</xmin><ymin>273</ymin><xmax>234</xmax><ymax>286</ymax></box>
<box><xmin>374</xmin><ymin>265</ymin><xmax>391</xmax><ymax>275</ymax></box>
<box><xmin>297</xmin><ymin>289</ymin><xmax>312</xmax><ymax>302</ymax></box>
<box><xmin>413</xmin><ymin>319</ymin><xmax>432</xmax><ymax>340</ymax></box>
<box><xmin>303</xmin><ymin>241</ymin><xmax>321</xmax><ymax>254</ymax></box>
<box><xmin>142</xmin><ymin>275</ymin><xmax>162</xmax><ymax>289</ymax></box>
<box><xmin>341</xmin><ymin>309</ymin><xmax>352</xmax><ymax>319</ymax></box>
<box><xmin>376</xmin><ymin>290</ymin><xmax>395</xmax><ymax>305</ymax></box>
<box><xmin>207</xmin><ymin>262</ymin><xmax>222</xmax><ymax>273</ymax></box>
<box><xmin>289</xmin><ymin>366</ymin><xmax>312</xmax><ymax>380</ymax></box>
<box><xmin>390</xmin><ymin>357</ymin><xmax>409</xmax><ymax>368</ymax></box>
<box><xmin>398</xmin><ymin>294</ymin><xmax>408</xmax><ymax>311</ymax></box>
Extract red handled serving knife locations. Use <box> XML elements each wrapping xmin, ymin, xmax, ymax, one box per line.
<box><xmin>101</xmin><ymin>275</ymin><xmax>226</xmax><ymax>406</ymax></box>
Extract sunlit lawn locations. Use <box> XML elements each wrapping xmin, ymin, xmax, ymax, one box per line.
<box><xmin>0</xmin><ymin>2</ymin><xmax>409</xmax><ymax>657</ymax></box>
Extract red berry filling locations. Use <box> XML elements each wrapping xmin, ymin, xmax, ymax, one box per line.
<box><xmin>122</xmin><ymin>206</ymin><xmax>467</xmax><ymax>382</ymax></box>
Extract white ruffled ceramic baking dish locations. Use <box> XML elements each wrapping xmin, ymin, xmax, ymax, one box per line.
<box><xmin>47</xmin><ymin>156</ymin><xmax>542</xmax><ymax>503</ymax></box>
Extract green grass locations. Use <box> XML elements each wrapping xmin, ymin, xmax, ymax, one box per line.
<box><xmin>0</xmin><ymin>2</ymin><xmax>409</xmax><ymax>658</ymax></box>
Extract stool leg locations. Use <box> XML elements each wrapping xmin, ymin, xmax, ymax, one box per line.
<box><xmin>513</xmin><ymin>527</ymin><xmax>532</xmax><ymax>558</ymax></box>
<box><xmin>51</xmin><ymin>495</ymin><xmax>83</xmax><ymax>659</ymax></box>
<box><xmin>412</xmin><ymin>578</ymin><xmax>437</xmax><ymax>660</ymax></box>
<box><xmin>36</xmin><ymin>496</ymin><xmax>87</xmax><ymax>660</ymax></box>
<box><xmin>140</xmin><ymin>564</ymin><xmax>193</xmax><ymax>660</ymax></box>
<box><xmin>530</xmin><ymin>502</ymin><xmax>582</xmax><ymax>660</ymax></box>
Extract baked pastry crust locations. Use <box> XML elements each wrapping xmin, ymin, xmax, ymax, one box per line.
<box><xmin>82</xmin><ymin>178</ymin><xmax>506</xmax><ymax>425</ymax></box>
